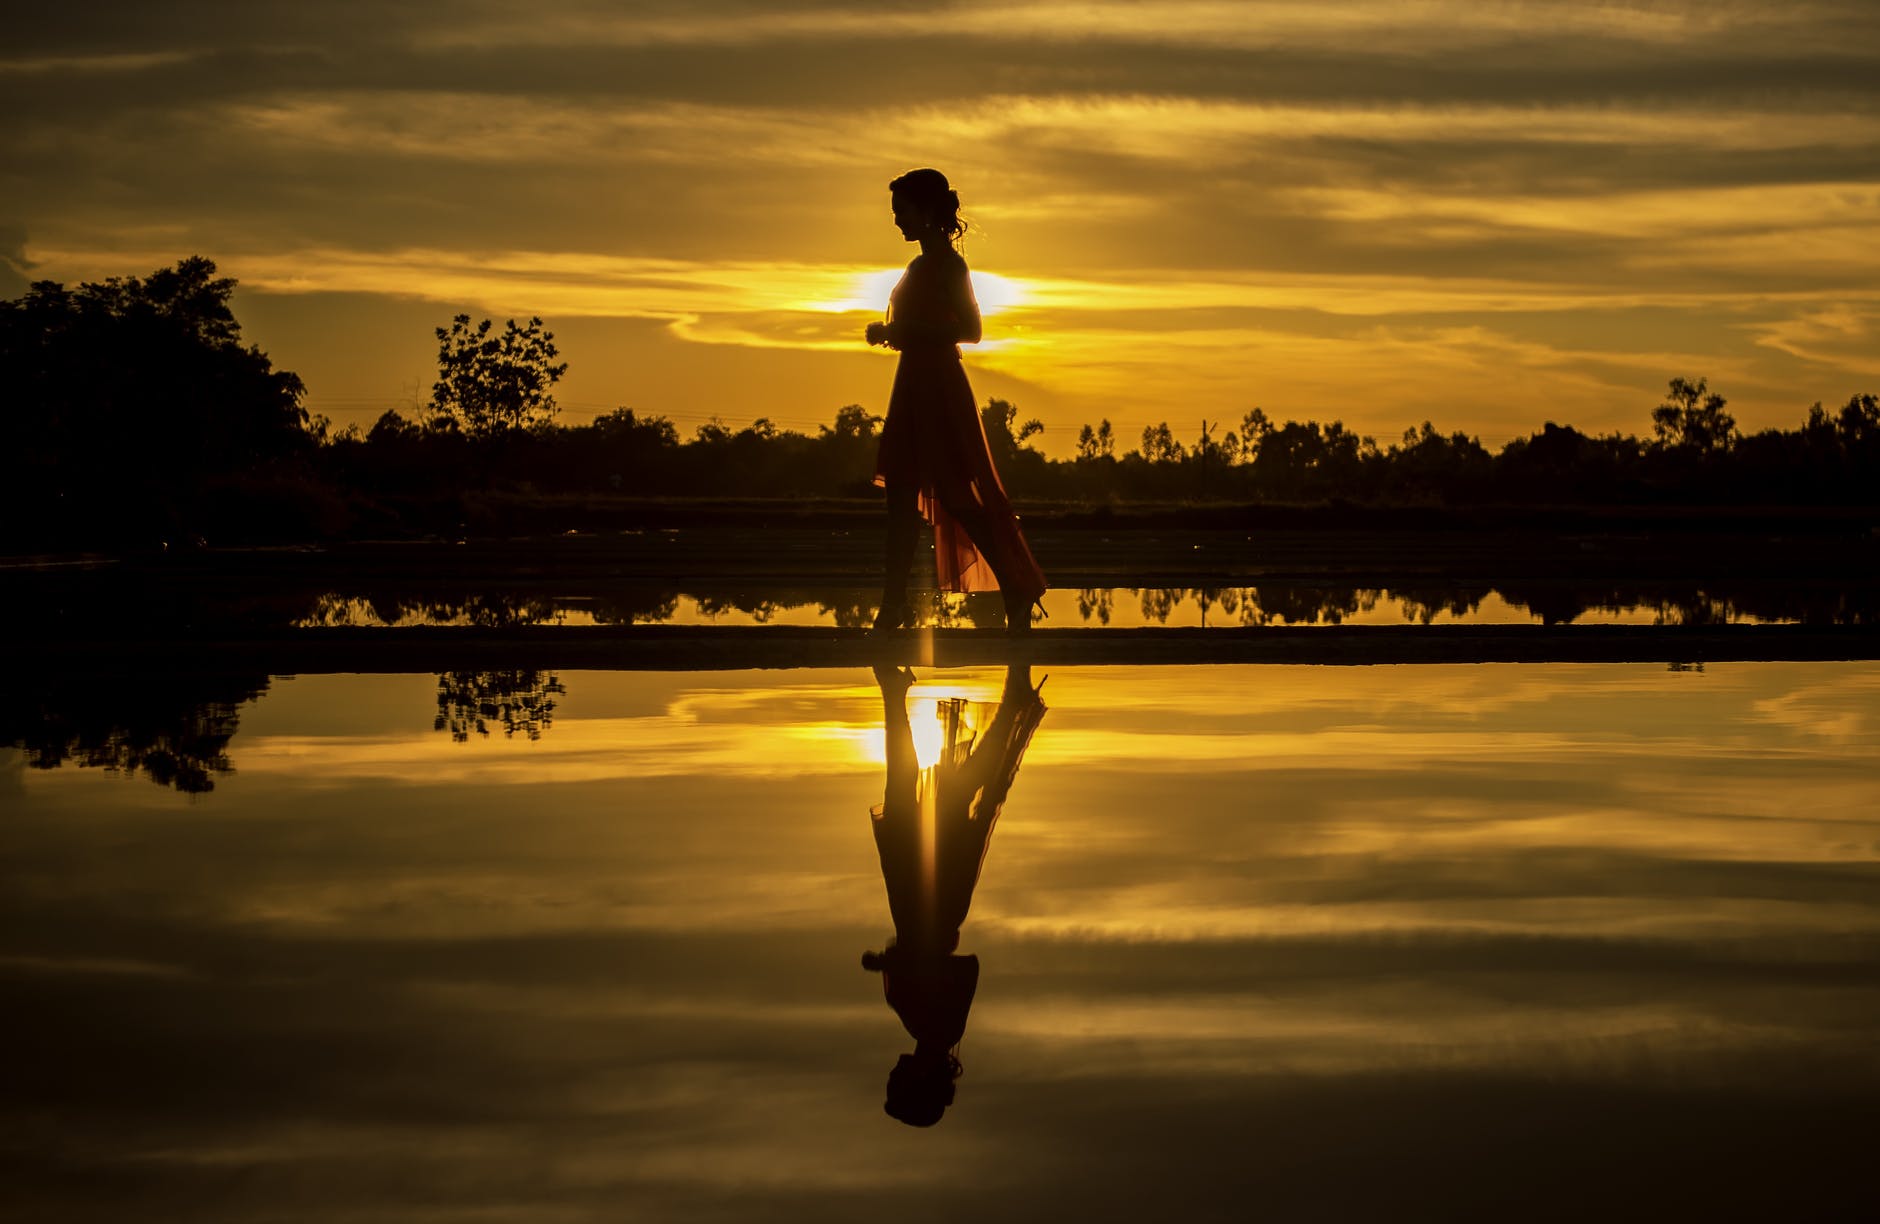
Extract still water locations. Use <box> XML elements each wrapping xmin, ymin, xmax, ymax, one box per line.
<box><xmin>6</xmin><ymin>663</ymin><xmax>1879</xmax><ymax>1220</ymax></box>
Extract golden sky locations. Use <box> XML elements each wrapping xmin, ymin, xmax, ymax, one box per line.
<box><xmin>5</xmin><ymin>1</ymin><xmax>1879</xmax><ymax>453</ymax></box>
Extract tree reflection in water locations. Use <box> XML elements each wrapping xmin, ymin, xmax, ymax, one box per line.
<box><xmin>433</xmin><ymin>670</ymin><xmax>566</xmax><ymax>742</ymax></box>
<box><xmin>295</xmin><ymin>582</ymin><xmax>1872</xmax><ymax>629</ymax></box>
<box><xmin>863</xmin><ymin>664</ymin><xmax>1047</xmax><ymax>1126</ymax></box>
<box><xmin>2</xmin><ymin>672</ymin><xmax>271</xmax><ymax>793</ymax></box>
<box><xmin>1078</xmin><ymin>588</ymin><xmax>1115</xmax><ymax>625</ymax></box>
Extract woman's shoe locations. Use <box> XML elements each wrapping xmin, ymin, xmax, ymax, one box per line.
<box><xmin>1005</xmin><ymin>597</ymin><xmax>1045</xmax><ymax>635</ymax></box>
<box><xmin>873</xmin><ymin>663</ymin><xmax>917</xmax><ymax>698</ymax></box>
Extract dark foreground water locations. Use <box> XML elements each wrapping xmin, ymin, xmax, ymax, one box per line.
<box><xmin>5</xmin><ymin>663</ymin><xmax>1879</xmax><ymax>1221</ymax></box>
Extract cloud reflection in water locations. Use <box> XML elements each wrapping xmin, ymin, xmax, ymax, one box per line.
<box><xmin>3</xmin><ymin>662</ymin><xmax>1877</xmax><ymax>1219</ymax></box>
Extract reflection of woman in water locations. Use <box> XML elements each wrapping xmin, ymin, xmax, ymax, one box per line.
<box><xmin>865</xmin><ymin>168</ymin><xmax>1047</xmax><ymax>635</ymax></box>
<box><xmin>864</xmin><ymin>664</ymin><xmax>1047</xmax><ymax>1126</ymax></box>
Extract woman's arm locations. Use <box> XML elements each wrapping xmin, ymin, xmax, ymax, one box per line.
<box><xmin>942</xmin><ymin>257</ymin><xmax>982</xmax><ymax>346</ymax></box>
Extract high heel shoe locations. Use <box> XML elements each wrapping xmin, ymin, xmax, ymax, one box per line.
<box><xmin>1005</xmin><ymin>597</ymin><xmax>1046</xmax><ymax>635</ymax></box>
<box><xmin>871</xmin><ymin>601</ymin><xmax>914</xmax><ymax>634</ymax></box>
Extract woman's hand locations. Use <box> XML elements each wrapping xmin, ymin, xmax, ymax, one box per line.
<box><xmin>865</xmin><ymin>321</ymin><xmax>895</xmax><ymax>348</ymax></box>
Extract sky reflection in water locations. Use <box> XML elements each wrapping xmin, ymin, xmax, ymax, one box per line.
<box><xmin>5</xmin><ymin>663</ymin><xmax>1879</xmax><ymax>1220</ymax></box>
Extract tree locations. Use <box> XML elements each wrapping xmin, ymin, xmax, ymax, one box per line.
<box><xmin>1809</xmin><ymin>392</ymin><xmax>1880</xmax><ymax>447</ymax></box>
<box><xmin>1</xmin><ymin>255</ymin><xmax>310</xmax><ymax>543</ymax></box>
<box><xmin>1651</xmin><ymin>376</ymin><xmax>1735</xmax><ymax>453</ymax></box>
<box><xmin>1385</xmin><ymin>421</ymin><xmax>1492</xmax><ymax>500</ymax></box>
<box><xmin>367</xmin><ymin>409</ymin><xmax>422</xmax><ymax>445</ymax></box>
<box><xmin>1076</xmin><ymin>419</ymin><xmax>1116</xmax><ymax>460</ymax></box>
<box><xmin>1239</xmin><ymin>407</ymin><xmax>1273</xmax><ymax>455</ymax></box>
<box><xmin>821</xmin><ymin>403</ymin><xmax>883</xmax><ymax>440</ymax></box>
<box><xmin>429</xmin><ymin>314</ymin><xmax>567</xmax><ymax>438</ymax></box>
<box><xmin>592</xmin><ymin>406</ymin><xmax>679</xmax><ymax>448</ymax></box>
<box><xmin>1245</xmin><ymin>417</ymin><xmax>1376</xmax><ymax>499</ymax></box>
<box><xmin>981</xmin><ymin>398</ymin><xmax>1043</xmax><ymax>462</ymax></box>
<box><xmin>1138</xmin><ymin>422</ymin><xmax>1185</xmax><ymax>464</ymax></box>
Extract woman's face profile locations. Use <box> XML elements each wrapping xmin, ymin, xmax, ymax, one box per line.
<box><xmin>891</xmin><ymin>193</ymin><xmax>927</xmax><ymax>242</ymax></box>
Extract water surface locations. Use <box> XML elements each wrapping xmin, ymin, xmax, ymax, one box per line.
<box><xmin>296</xmin><ymin>582</ymin><xmax>1869</xmax><ymax>629</ymax></box>
<box><xmin>6</xmin><ymin>662</ymin><xmax>1878</xmax><ymax>1220</ymax></box>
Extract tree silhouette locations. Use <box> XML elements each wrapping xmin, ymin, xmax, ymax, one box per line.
<box><xmin>1246</xmin><ymin>418</ymin><xmax>1374</xmax><ymax>499</ymax></box>
<box><xmin>2</xmin><ymin>256</ymin><xmax>310</xmax><ymax>545</ymax></box>
<box><xmin>980</xmin><ymin>398</ymin><xmax>1043</xmax><ymax>462</ymax></box>
<box><xmin>429</xmin><ymin>315</ymin><xmax>567</xmax><ymax>438</ymax></box>
<box><xmin>1384</xmin><ymin>422</ymin><xmax>1493</xmax><ymax>501</ymax></box>
<box><xmin>1138</xmin><ymin>422</ymin><xmax>1185</xmax><ymax>464</ymax></box>
<box><xmin>1652</xmin><ymin>376</ymin><xmax>1735</xmax><ymax>453</ymax></box>
<box><xmin>822</xmin><ymin>403</ymin><xmax>883</xmax><ymax>440</ymax></box>
<box><xmin>1240</xmin><ymin>407</ymin><xmax>1274</xmax><ymax>452</ymax></box>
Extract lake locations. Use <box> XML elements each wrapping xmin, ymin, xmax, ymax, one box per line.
<box><xmin>5</xmin><ymin>661</ymin><xmax>1878</xmax><ymax>1220</ymax></box>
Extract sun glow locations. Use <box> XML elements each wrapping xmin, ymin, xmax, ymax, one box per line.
<box><xmin>909</xmin><ymin>698</ymin><xmax>947</xmax><ymax>769</ymax></box>
<box><xmin>820</xmin><ymin>268</ymin><xmax>1029</xmax><ymax>317</ymax></box>
<box><xmin>847</xmin><ymin>675</ymin><xmax>1009</xmax><ymax>768</ymax></box>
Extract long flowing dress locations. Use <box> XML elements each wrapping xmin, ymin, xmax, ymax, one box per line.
<box><xmin>869</xmin><ymin>670</ymin><xmax>1047</xmax><ymax>1054</ymax></box>
<box><xmin>872</xmin><ymin>252</ymin><xmax>1047</xmax><ymax>603</ymax></box>
<box><xmin>870</xmin><ymin>676</ymin><xmax>1049</xmax><ymax>958</ymax></box>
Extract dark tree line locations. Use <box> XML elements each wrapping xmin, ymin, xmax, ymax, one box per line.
<box><xmin>1033</xmin><ymin>382</ymin><xmax>1880</xmax><ymax>506</ymax></box>
<box><xmin>2</xmin><ymin>257</ymin><xmax>315</xmax><ymax>546</ymax></box>
<box><xmin>328</xmin><ymin>383</ymin><xmax>1874</xmax><ymax>512</ymax></box>
<box><xmin>5</xmin><ymin>258</ymin><xmax>1877</xmax><ymax>550</ymax></box>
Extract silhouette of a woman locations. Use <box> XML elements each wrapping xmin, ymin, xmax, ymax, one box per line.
<box><xmin>866</xmin><ymin>168</ymin><xmax>1048</xmax><ymax>634</ymax></box>
<box><xmin>863</xmin><ymin>664</ymin><xmax>1047</xmax><ymax>1125</ymax></box>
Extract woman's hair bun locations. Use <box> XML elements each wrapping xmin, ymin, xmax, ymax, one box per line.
<box><xmin>890</xmin><ymin>167</ymin><xmax>967</xmax><ymax>242</ymax></box>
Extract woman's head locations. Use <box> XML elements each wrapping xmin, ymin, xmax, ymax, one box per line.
<box><xmin>890</xmin><ymin>168</ymin><xmax>966</xmax><ymax>246</ymax></box>
<box><xmin>884</xmin><ymin>1051</ymin><xmax>960</xmax><ymax>1127</ymax></box>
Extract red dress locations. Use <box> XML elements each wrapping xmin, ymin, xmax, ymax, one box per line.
<box><xmin>873</xmin><ymin>252</ymin><xmax>1047</xmax><ymax>602</ymax></box>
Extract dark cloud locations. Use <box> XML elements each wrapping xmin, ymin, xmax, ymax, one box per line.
<box><xmin>6</xmin><ymin>4</ymin><xmax>1880</xmax><ymax>117</ymax></box>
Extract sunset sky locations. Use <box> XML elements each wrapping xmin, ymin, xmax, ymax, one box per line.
<box><xmin>5</xmin><ymin>1</ymin><xmax>1878</xmax><ymax>455</ymax></box>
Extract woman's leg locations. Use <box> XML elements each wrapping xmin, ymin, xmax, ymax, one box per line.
<box><xmin>878</xmin><ymin>483</ymin><xmax>921</xmax><ymax>629</ymax></box>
